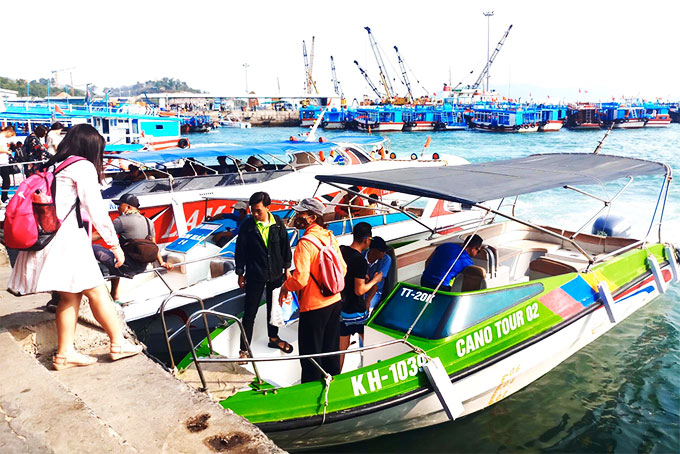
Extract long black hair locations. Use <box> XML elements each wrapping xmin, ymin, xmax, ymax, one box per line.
<box><xmin>46</xmin><ymin>124</ymin><xmax>105</xmax><ymax>182</ymax></box>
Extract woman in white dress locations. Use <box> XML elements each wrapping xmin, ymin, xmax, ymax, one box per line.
<box><xmin>46</xmin><ymin>122</ymin><xmax>64</xmax><ymax>157</ymax></box>
<box><xmin>9</xmin><ymin>124</ymin><xmax>143</xmax><ymax>370</ymax></box>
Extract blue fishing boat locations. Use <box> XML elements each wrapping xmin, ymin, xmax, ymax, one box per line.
<box><xmin>321</xmin><ymin>107</ymin><xmax>347</xmax><ymax>130</ymax></box>
<box><xmin>469</xmin><ymin>104</ymin><xmax>540</xmax><ymax>133</ymax></box>
<box><xmin>433</xmin><ymin>104</ymin><xmax>467</xmax><ymax>131</ymax></box>
<box><xmin>643</xmin><ymin>102</ymin><xmax>671</xmax><ymax>128</ymax></box>
<box><xmin>538</xmin><ymin>105</ymin><xmax>567</xmax><ymax>132</ymax></box>
<box><xmin>299</xmin><ymin>105</ymin><xmax>323</xmax><ymax>127</ymax></box>
<box><xmin>599</xmin><ymin>103</ymin><xmax>646</xmax><ymax>129</ymax></box>
<box><xmin>0</xmin><ymin>101</ymin><xmax>188</xmax><ymax>150</ymax></box>
<box><xmin>355</xmin><ymin>106</ymin><xmax>405</xmax><ymax>132</ymax></box>
<box><xmin>403</xmin><ymin>106</ymin><xmax>436</xmax><ymax>131</ymax></box>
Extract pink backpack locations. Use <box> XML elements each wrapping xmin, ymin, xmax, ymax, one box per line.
<box><xmin>4</xmin><ymin>156</ymin><xmax>85</xmax><ymax>251</ymax></box>
<box><xmin>301</xmin><ymin>231</ymin><xmax>345</xmax><ymax>297</ymax></box>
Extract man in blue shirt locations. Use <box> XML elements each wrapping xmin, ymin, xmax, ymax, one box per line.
<box><xmin>420</xmin><ymin>234</ymin><xmax>483</xmax><ymax>291</ymax></box>
<box><xmin>363</xmin><ymin>237</ymin><xmax>392</xmax><ymax>311</ymax></box>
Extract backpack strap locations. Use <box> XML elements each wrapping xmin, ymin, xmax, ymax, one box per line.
<box><xmin>144</xmin><ymin>216</ymin><xmax>153</xmax><ymax>240</ymax></box>
<box><xmin>51</xmin><ymin>156</ymin><xmax>87</xmax><ymax>229</ymax></box>
<box><xmin>300</xmin><ymin>233</ymin><xmax>333</xmax><ymax>295</ymax></box>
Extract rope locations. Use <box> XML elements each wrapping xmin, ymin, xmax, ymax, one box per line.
<box><xmin>320</xmin><ymin>374</ymin><xmax>333</xmax><ymax>426</ymax></box>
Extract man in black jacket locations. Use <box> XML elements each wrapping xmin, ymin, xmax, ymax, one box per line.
<box><xmin>235</xmin><ymin>191</ymin><xmax>293</xmax><ymax>357</ymax></box>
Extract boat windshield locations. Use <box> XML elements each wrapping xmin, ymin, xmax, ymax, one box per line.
<box><xmin>372</xmin><ymin>282</ymin><xmax>543</xmax><ymax>340</ymax></box>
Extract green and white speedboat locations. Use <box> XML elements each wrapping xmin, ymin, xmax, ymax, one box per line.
<box><xmin>172</xmin><ymin>153</ymin><xmax>678</xmax><ymax>450</ymax></box>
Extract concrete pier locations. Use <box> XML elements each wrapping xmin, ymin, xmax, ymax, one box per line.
<box><xmin>218</xmin><ymin>110</ymin><xmax>300</xmax><ymax>127</ymax></box>
<box><xmin>0</xmin><ymin>263</ymin><xmax>284</xmax><ymax>453</ymax></box>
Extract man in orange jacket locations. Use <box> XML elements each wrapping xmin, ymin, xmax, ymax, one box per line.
<box><xmin>279</xmin><ymin>198</ymin><xmax>347</xmax><ymax>383</ymax></box>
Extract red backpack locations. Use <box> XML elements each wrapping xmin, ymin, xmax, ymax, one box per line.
<box><xmin>301</xmin><ymin>231</ymin><xmax>345</xmax><ymax>296</ymax></box>
<box><xmin>3</xmin><ymin>156</ymin><xmax>85</xmax><ymax>251</ymax></box>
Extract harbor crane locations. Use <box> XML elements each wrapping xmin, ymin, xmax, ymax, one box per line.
<box><xmin>393</xmin><ymin>46</ymin><xmax>413</xmax><ymax>103</ymax></box>
<box><xmin>364</xmin><ymin>26</ymin><xmax>395</xmax><ymax>100</ymax></box>
<box><xmin>354</xmin><ymin>60</ymin><xmax>382</xmax><ymax>99</ymax></box>
<box><xmin>302</xmin><ymin>38</ymin><xmax>318</xmax><ymax>95</ymax></box>
<box><xmin>51</xmin><ymin>66</ymin><xmax>75</xmax><ymax>87</ymax></box>
<box><xmin>470</xmin><ymin>24</ymin><xmax>512</xmax><ymax>91</ymax></box>
<box><xmin>330</xmin><ymin>56</ymin><xmax>346</xmax><ymax>106</ymax></box>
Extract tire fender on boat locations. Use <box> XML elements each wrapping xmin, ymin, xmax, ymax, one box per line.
<box><xmin>178</xmin><ymin>138</ymin><xmax>189</xmax><ymax>149</ymax></box>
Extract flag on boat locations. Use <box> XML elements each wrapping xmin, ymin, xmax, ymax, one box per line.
<box><xmin>54</xmin><ymin>104</ymin><xmax>65</xmax><ymax>115</ymax></box>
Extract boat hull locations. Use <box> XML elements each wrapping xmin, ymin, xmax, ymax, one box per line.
<box><xmin>539</xmin><ymin>120</ymin><xmax>564</xmax><ymax>132</ymax></box>
<box><xmin>645</xmin><ymin>118</ymin><xmax>671</xmax><ymax>128</ymax></box>
<box><xmin>322</xmin><ymin>121</ymin><xmax>346</xmax><ymax>130</ymax></box>
<box><xmin>471</xmin><ymin>122</ymin><xmax>539</xmax><ymax>133</ymax></box>
<box><xmin>356</xmin><ymin>122</ymin><xmax>405</xmax><ymax>132</ymax></box>
<box><xmin>263</xmin><ymin>265</ymin><xmax>673</xmax><ymax>450</ymax></box>
<box><xmin>403</xmin><ymin>122</ymin><xmax>436</xmax><ymax>132</ymax></box>
<box><xmin>605</xmin><ymin>120</ymin><xmax>646</xmax><ymax>129</ymax></box>
<box><xmin>566</xmin><ymin>123</ymin><xmax>601</xmax><ymax>130</ymax></box>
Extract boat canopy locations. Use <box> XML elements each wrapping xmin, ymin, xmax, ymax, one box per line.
<box><xmin>316</xmin><ymin>153</ymin><xmax>668</xmax><ymax>205</ymax></box>
<box><xmin>104</xmin><ymin>141</ymin><xmax>337</xmax><ymax>165</ymax></box>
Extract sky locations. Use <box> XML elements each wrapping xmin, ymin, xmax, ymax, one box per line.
<box><xmin>4</xmin><ymin>0</ymin><xmax>680</xmax><ymax>103</ymax></box>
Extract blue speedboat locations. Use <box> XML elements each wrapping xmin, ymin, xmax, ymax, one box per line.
<box><xmin>469</xmin><ymin>104</ymin><xmax>540</xmax><ymax>132</ymax></box>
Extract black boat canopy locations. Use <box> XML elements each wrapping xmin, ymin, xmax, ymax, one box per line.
<box><xmin>315</xmin><ymin>153</ymin><xmax>668</xmax><ymax>204</ymax></box>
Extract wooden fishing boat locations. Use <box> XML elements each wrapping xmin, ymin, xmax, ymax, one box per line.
<box><xmin>170</xmin><ymin>153</ymin><xmax>677</xmax><ymax>450</ymax></box>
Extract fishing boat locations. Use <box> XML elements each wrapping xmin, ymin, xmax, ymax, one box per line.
<box><xmin>469</xmin><ymin>104</ymin><xmax>540</xmax><ymax>132</ymax></box>
<box><xmin>538</xmin><ymin>105</ymin><xmax>567</xmax><ymax>132</ymax></box>
<box><xmin>599</xmin><ymin>103</ymin><xmax>646</xmax><ymax>129</ymax></box>
<box><xmin>402</xmin><ymin>106</ymin><xmax>436</xmax><ymax>131</ymax></box>
<box><xmin>432</xmin><ymin>104</ymin><xmax>467</xmax><ymax>131</ymax></box>
<box><xmin>299</xmin><ymin>106</ymin><xmax>323</xmax><ymax>127</ymax></box>
<box><xmin>321</xmin><ymin>108</ymin><xmax>347</xmax><ymax>130</ymax></box>
<box><xmin>565</xmin><ymin>103</ymin><xmax>601</xmax><ymax>130</ymax></box>
<box><xmin>0</xmin><ymin>101</ymin><xmax>188</xmax><ymax>150</ymax></box>
<box><xmin>171</xmin><ymin>153</ymin><xmax>677</xmax><ymax>450</ymax></box>
<box><xmin>643</xmin><ymin>103</ymin><xmax>671</xmax><ymax>128</ymax></box>
<box><xmin>354</xmin><ymin>106</ymin><xmax>405</xmax><ymax>132</ymax></box>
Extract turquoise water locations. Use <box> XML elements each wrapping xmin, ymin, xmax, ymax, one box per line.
<box><xmin>190</xmin><ymin>125</ymin><xmax>680</xmax><ymax>453</ymax></box>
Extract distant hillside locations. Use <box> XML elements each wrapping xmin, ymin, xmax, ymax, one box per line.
<box><xmin>103</xmin><ymin>78</ymin><xmax>203</xmax><ymax>96</ymax></box>
<box><xmin>0</xmin><ymin>76</ymin><xmax>84</xmax><ymax>97</ymax></box>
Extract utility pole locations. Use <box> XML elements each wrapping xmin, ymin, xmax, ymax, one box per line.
<box><xmin>242</xmin><ymin>63</ymin><xmax>250</xmax><ymax>93</ymax></box>
<box><xmin>483</xmin><ymin>11</ymin><xmax>494</xmax><ymax>92</ymax></box>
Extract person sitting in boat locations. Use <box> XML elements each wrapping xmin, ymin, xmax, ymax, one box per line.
<box><xmin>334</xmin><ymin>186</ymin><xmax>365</xmax><ymax>220</ymax></box>
<box><xmin>244</xmin><ymin>155</ymin><xmax>264</xmax><ymax>172</ymax></box>
<box><xmin>121</xmin><ymin>164</ymin><xmax>145</xmax><ymax>182</ymax></box>
<box><xmin>363</xmin><ymin>236</ymin><xmax>392</xmax><ymax>312</ymax></box>
<box><xmin>235</xmin><ymin>192</ymin><xmax>293</xmax><ymax>359</ymax></box>
<box><xmin>208</xmin><ymin>201</ymin><xmax>249</xmax><ymax>247</ymax></box>
<box><xmin>93</xmin><ymin>193</ymin><xmax>173</xmax><ymax>303</ymax></box>
<box><xmin>420</xmin><ymin>234</ymin><xmax>483</xmax><ymax>291</ymax></box>
<box><xmin>279</xmin><ymin>198</ymin><xmax>347</xmax><ymax>383</ymax></box>
<box><xmin>216</xmin><ymin>156</ymin><xmax>229</xmax><ymax>174</ymax></box>
<box><xmin>339</xmin><ymin>223</ymin><xmax>383</xmax><ymax>370</ymax></box>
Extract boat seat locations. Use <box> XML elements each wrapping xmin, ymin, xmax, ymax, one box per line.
<box><xmin>528</xmin><ymin>257</ymin><xmax>578</xmax><ymax>280</ymax></box>
<box><xmin>210</xmin><ymin>258</ymin><xmax>235</xmax><ymax>278</ymax></box>
<box><xmin>374</xmin><ymin>248</ymin><xmax>398</xmax><ymax>311</ymax></box>
<box><xmin>451</xmin><ymin>265</ymin><xmax>487</xmax><ymax>292</ymax></box>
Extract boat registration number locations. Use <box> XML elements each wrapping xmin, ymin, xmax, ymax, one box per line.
<box><xmin>351</xmin><ymin>355</ymin><xmax>429</xmax><ymax>396</ymax></box>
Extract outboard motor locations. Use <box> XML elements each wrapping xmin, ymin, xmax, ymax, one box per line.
<box><xmin>592</xmin><ymin>214</ymin><xmax>632</xmax><ymax>238</ymax></box>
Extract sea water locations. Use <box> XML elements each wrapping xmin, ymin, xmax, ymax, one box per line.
<box><xmin>189</xmin><ymin>124</ymin><xmax>680</xmax><ymax>453</ymax></box>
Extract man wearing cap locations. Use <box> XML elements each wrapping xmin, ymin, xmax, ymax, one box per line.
<box><xmin>93</xmin><ymin>193</ymin><xmax>172</xmax><ymax>302</ymax></box>
<box><xmin>364</xmin><ymin>236</ymin><xmax>392</xmax><ymax>312</ymax></box>
<box><xmin>279</xmin><ymin>197</ymin><xmax>347</xmax><ymax>383</ymax></box>
<box><xmin>235</xmin><ymin>192</ymin><xmax>293</xmax><ymax>358</ymax></box>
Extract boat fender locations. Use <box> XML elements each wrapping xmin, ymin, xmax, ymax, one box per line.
<box><xmin>597</xmin><ymin>281</ymin><xmax>616</xmax><ymax>323</ymax></box>
<box><xmin>432</xmin><ymin>152</ymin><xmax>440</xmax><ymax>160</ymax></box>
<box><xmin>410</xmin><ymin>153</ymin><xmax>418</xmax><ymax>160</ymax></box>
<box><xmin>379</xmin><ymin>148</ymin><xmax>386</xmax><ymax>159</ymax></box>
<box><xmin>178</xmin><ymin>138</ymin><xmax>189</xmax><ymax>149</ymax></box>
<box><xmin>647</xmin><ymin>255</ymin><xmax>667</xmax><ymax>294</ymax></box>
<box><xmin>664</xmin><ymin>245</ymin><xmax>680</xmax><ymax>283</ymax></box>
<box><xmin>389</xmin><ymin>152</ymin><xmax>397</xmax><ymax>160</ymax></box>
<box><xmin>422</xmin><ymin>357</ymin><xmax>464</xmax><ymax>420</ymax></box>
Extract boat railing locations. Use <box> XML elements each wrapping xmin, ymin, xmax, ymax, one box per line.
<box><xmin>180</xmin><ymin>308</ymin><xmax>425</xmax><ymax>393</ymax></box>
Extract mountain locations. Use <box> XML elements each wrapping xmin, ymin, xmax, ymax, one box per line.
<box><xmin>0</xmin><ymin>76</ymin><xmax>84</xmax><ymax>97</ymax></box>
<box><xmin>103</xmin><ymin>78</ymin><xmax>203</xmax><ymax>96</ymax></box>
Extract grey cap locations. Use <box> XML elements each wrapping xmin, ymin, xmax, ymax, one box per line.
<box><xmin>292</xmin><ymin>198</ymin><xmax>325</xmax><ymax>217</ymax></box>
<box><xmin>233</xmin><ymin>201</ymin><xmax>248</xmax><ymax>211</ymax></box>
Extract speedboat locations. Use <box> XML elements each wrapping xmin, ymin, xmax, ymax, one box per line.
<box><xmin>170</xmin><ymin>152</ymin><xmax>677</xmax><ymax>450</ymax></box>
<box><xmin>221</xmin><ymin>115</ymin><xmax>252</xmax><ymax>129</ymax></box>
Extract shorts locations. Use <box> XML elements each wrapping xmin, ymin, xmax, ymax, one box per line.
<box><xmin>340</xmin><ymin>320</ymin><xmax>364</xmax><ymax>337</ymax></box>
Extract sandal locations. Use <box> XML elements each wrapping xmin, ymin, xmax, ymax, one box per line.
<box><xmin>267</xmin><ymin>337</ymin><xmax>293</xmax><ymax>354</ymax></box>
<box><xmin>53</xmin><ymin>351</ymin><xmax>97</xmax><ymax>371</ymax></box>
<box><xmin>110</xmin><ymin>340</ymin><xmax>143</xmax><ymax>361</ymax></box>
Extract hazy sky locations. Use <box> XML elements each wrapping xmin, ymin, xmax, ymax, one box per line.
<box><xmin>5</xmin><ymin>0</ymin><xmax>679</xmax><ymax>102</ymax></box>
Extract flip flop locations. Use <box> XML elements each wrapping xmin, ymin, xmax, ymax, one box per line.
<box><xmin>53</xmin><ymin>351</ymin><xmax>97</xmax><ymax>371</ymax></box>
<box><xmin>267</xmin><ymin>337</ymin><xmax>293</xmax><ymax>354</ymax></box>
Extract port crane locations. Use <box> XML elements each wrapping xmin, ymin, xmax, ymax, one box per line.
<box><xmin>364</xmin><ymin>27</ymin><xmax>395</xmax><ymax>100</ymax></box>
<box><xmin>302</xmin><ymin>37</ymin><xmax>318</xmax><ymax>95</ymax></box>
<box><xmin>354</xmin><ymin>60</ymin><xmax>382</xmax><ymax>100</ymax></box>
<box><xmin>470</xmin><ymin>24</ymin><xmax>512</xmax><ymax>91</ymax></box>
<box><xmin>393</xmin><ymin>46</ymin><xmax>413</xmax><ymax>103</ymax></box>
<box><xmin>330</xmin><ymin>56</ymin><xmax>346</xmax><ymax>106</ymax></box>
